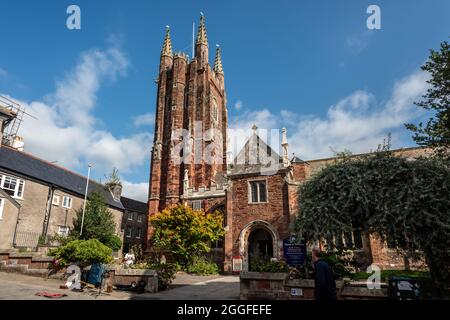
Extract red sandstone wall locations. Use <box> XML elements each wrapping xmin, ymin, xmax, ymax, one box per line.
<box><xmin>228</xmin><ymin>173</ymin><xmax>291</xmax><ymax>259</ymax></box>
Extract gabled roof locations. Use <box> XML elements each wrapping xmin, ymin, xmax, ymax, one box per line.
<box><xmin>121</xmin><ymin>196</ymin><xmax>147</xmax><ymax>214</ymax></box>
<box><xmin>0</xmin><ymin>146</ymin><xmax>124</xmax><ymax>210</ymax></box>
<box><xmin>231</xmin><ymin>132</ymin><xmax>283</xmax><ymax>175</ymax></box>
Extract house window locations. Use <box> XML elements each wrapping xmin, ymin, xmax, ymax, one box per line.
<box><xmin>353</xmin><ymin>229</ymin><xmax>364</xmax><ymax>249</ymax></box>
<box><xmin>333</xmin><ymin>229</ymin><xmax>364</xmax><ymax>250</ymax></box>
<box><xmin>126</xmin><ymin>227</ymin><xmax>132</xmax><ymax>238</ymax></box>
<box><xmin>128</xmin><ymin>212</ymin><xmax>134</xmax><ymax>221</ymax></box>
<box><xmin>212</xmin><ymin>239</ymin><xmax>223</xmax><ymax>249</ymax></box>
<box><xmin>192</xmin><ymin>200</ymin><xmax>202</xmax><ymax>211</ymax></box>
<box><xmin>62</xmin><ymin>196</ymin><xmax>72</xmax><ymax>209</ymax></box>
<box><xmin>136</xmin><ymin>228</ymin><xmax>141</xmax><ymax>239</ymax></box>
<box><xmin>137</xmin><ymin>214</ymin><xmax>143</xmax><ymax>223</ymax></box>
<box><xmin>249</xmin><ymin>181</ymin><xmax>267</xmax><ymax>203</ymax></box>
<box><xmin>52</xmin><ymin>195</ymin><xmax>60</xmax><ymax>206</ymax></box>
<box><xmin>0</xmin><ymin>198</ymin><xmax>4</xmax><ymax>220</ymax></box>
<box><xmin>58</xmin><ymin>226</ymin><xmax>69</xmax><ymax>237</ymax></box>
<box><xmin>0</xmin><ymin>174</ymin><xmax>25</xmax><ymax>199</ymax></box>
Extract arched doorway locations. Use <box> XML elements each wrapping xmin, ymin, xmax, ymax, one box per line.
<box><xmin>238</xmin><ymin>220</ymin><xmax>280</xmax><ymax>271</ymax></box>
<box><xmin>248</xmin><ymin>228</ymin><xmax>273</xmax><ymax>271</ymax></box>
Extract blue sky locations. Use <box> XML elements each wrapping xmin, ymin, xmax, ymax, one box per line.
<box><xmin>1</xmin><ymin>0</ymin><xmax>449</xmax><ymax>200</ymax></box>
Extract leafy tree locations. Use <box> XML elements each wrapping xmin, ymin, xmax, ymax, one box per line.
<box><xmin>295</xmin><ymin>152</ymin><xmax>450</xmax><ymax>297</ymax></box>
<box><xmin>405</xmin><ymin>40</ymin><xmax>450</xmax><ymax>160</ymax></box>
<box><xmin>150</xmin><ymin>204</ymin><xmax>225</xmax><ymax>267</ymax></box>
<box><xmin>70</xmin><ymin>192</ymin><xmax>122</xmax><ymax>251</ymax></box>
<box><xmin>49</xmin><ymin>239</ymin><xmax>113</xmax><ymax>267</ymax></box>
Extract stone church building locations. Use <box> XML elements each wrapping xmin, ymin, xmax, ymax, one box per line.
<box><xmin>147</xmin><ymin>15</ymin><xmax>429</xmax><ymax>273</ymax></box>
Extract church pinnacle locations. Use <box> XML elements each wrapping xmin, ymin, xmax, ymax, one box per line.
<box><xmin>161</xmin><ymin>26</ymin><xmax>173</xmax><ymax>57</ymax></box>
<box><xmin>214</xmin><ymin>45</ymin><xmax>224</xmax><ymax>74</ymax></box>
<box><xmin>196</xmin><ymin>13</ymin><xmax>208</xmax><ymax>46</ymax></box>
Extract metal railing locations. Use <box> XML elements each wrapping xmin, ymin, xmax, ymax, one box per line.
<box><xmin>14</xmin><ymin>231</ymin><xmax>41</xmax><ymax>248</ymax></box>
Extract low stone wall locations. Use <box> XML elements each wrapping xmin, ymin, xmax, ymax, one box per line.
<box><xmin>240</xmin><ymin>272</ymin><xmax>388</xmax><ymax>300</ymax></box>
<box><xmin>0</xmin><ymin>250</ymin><xmax>56</xmax><ymax>277</ymax></box>
<box><xmin>111</xmin><ymin>268</ymin><xmax>158</xmax><ymax>293</ymax></box>
<box><xmin>240</xmin><ymin>272</ymin><xmax>288</xmax><ymax>300</ymax></box>
<box><xmin>340</xmin><ymin>281</ymin><xmax>389</xmax><ymax>300</ymax></box>
<box><xmin>283</xmin><ymin>279</ymin><xmax>347</xmax><ymax>300</ymax></box>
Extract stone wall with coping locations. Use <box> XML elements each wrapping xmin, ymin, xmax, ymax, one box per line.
<box><xmin>240</xmin><ymin>272</ymin><xmax>388</xmax><ymax>300</ymax></box>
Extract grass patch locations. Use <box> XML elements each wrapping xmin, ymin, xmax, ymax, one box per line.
<box><xmin>351</xmin><ymin>269</ymin><xmax>430</xmax><ymax>282</ymax></box>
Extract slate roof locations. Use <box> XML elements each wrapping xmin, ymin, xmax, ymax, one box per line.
<box><xmin>0</xmin><ymin>145</ymin><xmax>124</xmax><ymax>210</ymax></box>
<box><xmin>121</xmin><ymin>196</ymin><xmax>147</xmax><ymax>214</ymax></box>
<box><xmin>291</xmin><ymin>156</ymin><xmax>304</xmax><ymax>163</ymax></box>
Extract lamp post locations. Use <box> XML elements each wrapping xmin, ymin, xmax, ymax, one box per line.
<box><xmin>80</xmin><ymin>164</ymin><xmax>92</xmax><ymax>236</ymax></box>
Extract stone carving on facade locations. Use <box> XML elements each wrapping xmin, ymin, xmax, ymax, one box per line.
<box><xmin>183</xmin><ymin>169</ymin><xmax>189</xmax><ymax>193</ymax></box>
<box><xmin>153</xmin><ymin>142</ymin><xmax>162</xmax><ymax>160</ymax></box>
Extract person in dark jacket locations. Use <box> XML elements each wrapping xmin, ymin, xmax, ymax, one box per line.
<box><xmin>312</xmin><ymin>247</ymin><xmax>337</xmax><ymax>300</ymax></box>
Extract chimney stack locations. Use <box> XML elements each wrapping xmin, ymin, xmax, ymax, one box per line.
<box><xmin>107</xmin><ymin>182</ymin><xmax>123</xmax><ymax>201</ymax></box>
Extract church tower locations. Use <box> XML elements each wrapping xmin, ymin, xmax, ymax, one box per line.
<box><xmin>148</xmin><ymin>15</ymin><xmax>228</xmax><ymax>236</ymax></box>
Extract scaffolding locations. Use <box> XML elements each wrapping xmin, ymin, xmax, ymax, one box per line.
<box><xmin>0</xmin><ymin>95</ymin><xmax>25</xmax><ymax>146</ymax></box>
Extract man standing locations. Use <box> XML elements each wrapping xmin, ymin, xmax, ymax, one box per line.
<box><xmin>312</xmin><ymin>247</ymin><xmax>337</xmax><ymax>300</ymax></box>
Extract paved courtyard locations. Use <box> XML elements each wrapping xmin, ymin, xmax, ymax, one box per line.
<box><xmin>0</xmin><ymin>271</ymin><xmax>240</xmax><ymax>300</ymax></box>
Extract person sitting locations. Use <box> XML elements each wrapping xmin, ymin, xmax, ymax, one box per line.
<box><xmin>124</xmin><ymin>250</ymin><xmax>135</xmax><ymax>268</ymax></box>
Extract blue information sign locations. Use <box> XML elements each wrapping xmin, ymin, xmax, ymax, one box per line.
<box><xmin>283</xmin><ymin>236</ymin><xmax>306</xmax><ymax>266</ymax></box>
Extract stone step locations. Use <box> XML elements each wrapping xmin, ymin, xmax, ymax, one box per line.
<box><xmin>0</xmin><ymin>263</ymin><xmax>28</xmax><ymax>273</ymax></box>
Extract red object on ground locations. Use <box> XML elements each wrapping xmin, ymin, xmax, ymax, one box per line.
<box><xmin>35</xmin><ymin>291</ymin><xmax>68</xmax><ymax>298</ymax></box>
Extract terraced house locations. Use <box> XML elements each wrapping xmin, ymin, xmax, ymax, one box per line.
<box><xmin>0</xmin><ymin>144</ymin><xmax>126</xmax><ymax>252</ymax></box>
<box><xmin>0</xmin><ymin>101</ymin><xmax>147</xmax><ymax>257</ymax></box>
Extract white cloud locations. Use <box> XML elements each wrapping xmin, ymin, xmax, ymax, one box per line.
<box><xmin>234</xmin><ymin>100</ymin><xmax>243</xmax><ymax>110</ymax></box>
<box><xmin>0</xmin><ymin>68</ymin><xmax>7</xmax><ymax>78</ymax></box>
<box><xmin>2</xmin><ymin>37</ymin><xmax>152</xmax><ymax>184</ymax></box>
<box><xmin>122</xmin><ymin>180</ymin><xmax>149</xmax><ymax>202</ymax></box>
<box><xmin>133</xmin><ymin>113</ymin><xmax>155</xmax><ymax>127</ymax></box>
<box><xmin>229</xmin><ymin>70</ymin><xmax>429</xmax><ymax>160</ymax></box>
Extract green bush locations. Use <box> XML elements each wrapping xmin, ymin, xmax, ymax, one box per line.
<box><xmin>129</xmin><ymin>253</ymin><xmax>178</xmax><ymax>290</ymax></box>
<box><xmin>321</xmin><ymin>247</ymin><xmax>360</xmax><ymax>280</ymax></box>
<box><xmin>49</xmin><ymin>239</ymin><xmax>113</xmax><ymax>267</ymax></box>
<box><xmin>151</xmin><ymin>262</ymin><xmax>178</xmax><ymax>290</ymax></box>
<box><xmin>104</xmin><ymin>234</ymin><xmax>122</xmax><ymax>251</ymax></box>
<box><xmin>48</xmin><ymin>234</ymin><xmax>77</xmax><ymax>246</ymax></box>
<box><xmin>250</xmin><ymin>256</ymin><xmax>289</xmax><ymax>273</ymax></box>
<box><xmin>38</xmin><ymin>235</ymin><xmax>47</xmax><ymax>246</ymax></box>
<box><xmin>186</xmin><ymin>256</ymin><xmax>220</xmax><ymax>275</ymax></box>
